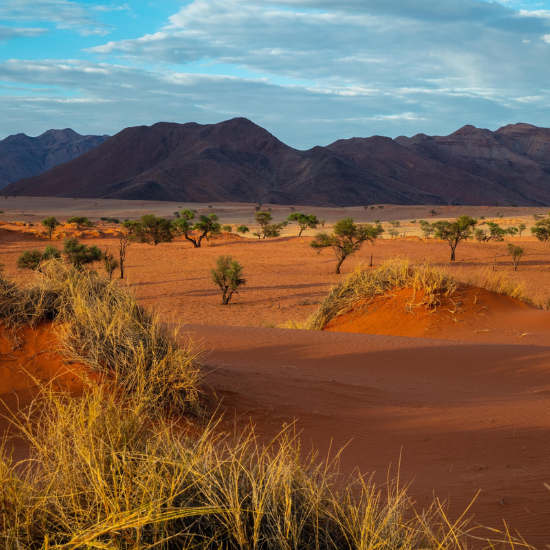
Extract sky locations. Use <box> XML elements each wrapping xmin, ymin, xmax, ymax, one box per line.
<box><xmin>0</xmin><ymin>0</ymin><xmax>549</xmax><ymax>149</ymax></box>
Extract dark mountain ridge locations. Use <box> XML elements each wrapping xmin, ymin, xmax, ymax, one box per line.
<box><xmin>5</xmin><ymin>118</ymin><xmax>550</xmax><ymax>206</ymax></box>
<box><xmin>0</xmin><ymin>129</ymin><xmax>109</xmax><ymax>189</ymax></box>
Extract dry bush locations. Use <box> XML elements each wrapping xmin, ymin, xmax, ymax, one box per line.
<box><xmin>0</xmin><ymin>382</ymin><xmax>494</xmax><ymax>550</ymax></box>
<box><xmin>0</xmin><ymin>261</ymin><xmax>202</xmax><ymax>413</ymax></box>
<box><xmin>305</xmin><ymin>259</ymin><xmax>457</xmax><ymax>331</ymax></box>
<box><xmin>460</xmin><ymin>269</ymin><xmax>529</xmax><ymax>303</ymax></box>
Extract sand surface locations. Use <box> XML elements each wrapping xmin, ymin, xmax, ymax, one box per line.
<box><xmin>186</xmin><ymin>324</ymin><xmax>550</xmax><ymax>548</ymax></box>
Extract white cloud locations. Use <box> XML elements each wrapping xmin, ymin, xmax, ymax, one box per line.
<box><xmin>0</xmin><ymin>26</ymin><xmax>48</xmax><ymax>40</ymax></box>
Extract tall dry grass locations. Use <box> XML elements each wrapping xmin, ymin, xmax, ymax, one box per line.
<box><xmin>304</xmin><ymin>259</ymin><xmax>457</xmax><ymax>331</ymax></box>
<box><xmin>0</xmin><ymin>260</ymin><xmax>202</xmax><ymax>413</ymax></box>
<box><xmin>0</xmin><ymin>381</ymin><xmax>507</xmax><ymax>550</ymax></box>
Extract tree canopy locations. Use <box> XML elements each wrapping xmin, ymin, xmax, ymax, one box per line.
<box><xmin>172</xmin><ymin>210</ymin><xmax>221</xmax><ymax>247</ymax></box>
<box><xmin>287</xmin><ymin>213</ymin><xmax>320</xmax><ymax>236</ymax></box>
<box><xmin>432</xmin><ymin>216</ymin><xmax>477</xmax><ymax>261</ymax></box>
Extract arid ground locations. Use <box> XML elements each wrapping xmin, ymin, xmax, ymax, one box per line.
<box><xmin>1</xmin><ymin>198</ymin><xmax>550</xmax><ymax>547</ymax></box>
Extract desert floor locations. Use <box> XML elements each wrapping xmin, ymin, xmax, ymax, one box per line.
<box><xmin>1</xmin><ymin>199</ymin><xmax>550</xmax><ymax>547</ymax></box>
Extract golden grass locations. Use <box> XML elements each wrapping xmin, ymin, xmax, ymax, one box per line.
<box><xmin>304</xmin><ymin>259</ymin><xmax>457</xmax><ymax>331</ymax></box>
<box><xmin>0</xmin><ymin>380</ymin><xmax>514</xmax><ymax>550</ymax></box>
<box><xmin>0</xmin><ymin>262</ymin><xmax>532</xmax><ymax>549</ymax></box>
<box><xmin>459</xmin><ymin>269</ymin><xmax>529</xmax><ymax>303</ymax></box>
<box><xmin>0</xmin><ymin>261</ymin><xmax>202</xmax><ymax>413</ymax></box>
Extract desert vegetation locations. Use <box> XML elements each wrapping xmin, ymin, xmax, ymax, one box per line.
<box><xmin>211</xmin><ymin>255</ymin><xmax>246</xmax><ymax>304</ymax></box>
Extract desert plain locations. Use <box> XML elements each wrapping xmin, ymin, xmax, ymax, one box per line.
<box><xmin>2</xmin><ymin>197</ymin><xmax>550</xmax><ymax>547</ymax></box>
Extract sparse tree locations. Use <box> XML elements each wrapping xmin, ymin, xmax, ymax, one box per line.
<box><xmin>506</xmin><ymin>226</ymin><xmax>518</xmax><ymax>237</ymax></box>
<box><xmin>118</xmin><ymin>221</ymin><xmax>141</xmax><ymax>279</ymax></box>
<box><xmin>41</xmin><ymin>216</ymin><xmax>60</xmax><ymax>240</ymax></box>
<box><xmin>531</xmin><ymin>217</ymin><xmax>550</xmax><ymax>242</ymax></box>
<box><xmin>311</xmin><ymin>218</ymin><xmax>384</xmax><ymax>274</ymax></box>
<box><xmin>102</xmin><ymin>249</ymin><xmax>119</xmax><ymax>279</ymax></box>
<box><xmin>507</xmin><ymin>243</ymin><xmax>525</xmax><ymax>271</ymax></box>
<box><xmin>387</xmin><ymin>228</ymin><xmax>399</xmax><ymax>239</ymax></box>
<box><xmin>222</xmin><ymin>225</ymin><xmax>232</xmax><ymax>233</ymax></box>
<box><xmin>486</xmin><ymin>222</ymin><xmax>506</xmax><ymax>242</ymax></box>
<box><xmin>432</xmin><ymin>215</ymin><xmax>477</xmax><ymax>261</ymax></box>
<box><xmin>287</xmin><ymin>213</ymin><xmax>320</xmax><ymax>236</ymax></box>
<box><xmin>419</xmin><ymin>220</ymin><xmax>434</xmax><ymax>238</ymax></box>
<box><xmin>236</xmin><ymin>225</ymin><xmax>250</xmax><ymax>235</ymax></box>
<box><xmin>172</xmin><ymin>210</ymin><xmax>220</xmax><ymax>247</ymax></box>
<box><xmin>137</xmin><ymin>214</ymin><xmax>173</xmax><ymax>245</ymax></box>
<box><xmin>66</xmin><ymin>216</ymin><xmax>93</xmax><ymax>229</ymax></box>
<box><xmin>388</xmin><ymin>220</ymin><xmax>401</xmax><ymax>228</ymax></box>
<box><xmin>429</xmin><ymin>209</ymin><xmax>437</xmax><ymax>216</ymax></box>
<box><xmin>254</xmin><ymin>211</ymin><xmax>287</xmax><ymax>239</ymax></box>
<box><xmin>63</xmin><ymin>238</ymin><xmax>103</xmax><ymax>270</ymax></box>
<box><xmin>518</xmin><ymin>223</ymin><xmax>527</xmax><ymax>236</ymax></box>
<box><xmin>320</xmin><ymin>219</ymin><xmax>326</xmax><ymax>228</ymax></box>
<box><xmin>474</xmin><ymin>228</ymin><xmax>488</xmax><ymax>243</ymax></box>
<box><xmin>211</xmin><ymin>255</ymin><xmax>246</xmax><ymax>305</ymax></box>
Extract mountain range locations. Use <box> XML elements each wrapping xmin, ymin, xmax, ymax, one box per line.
<box><xmin>3</xmin><ymin>118</ymin><xmax>550</xmax><ymax>206</ymax></box>
<box><xmin>0</xmin><ymin>129</ymin><xmax>109</xmax><ymax>189</ymax></box>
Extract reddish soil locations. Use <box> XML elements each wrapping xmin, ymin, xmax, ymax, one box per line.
<box><xmin>2</xmin><ymin>215</ymin><xmax>550</xmax><ymax>547</ymax></box>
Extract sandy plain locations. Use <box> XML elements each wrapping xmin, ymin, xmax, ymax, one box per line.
<box><xmin>1</xmin><ymin>198</ymin><xmax>550</xmax><ymax>547</ymax></box>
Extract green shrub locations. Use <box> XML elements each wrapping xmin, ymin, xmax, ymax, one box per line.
<box><xmin>211</xmin><ymin>256</ymin><xmax>245</xmax><ymax>305</ymax></box>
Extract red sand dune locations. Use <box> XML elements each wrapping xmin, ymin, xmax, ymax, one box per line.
<box><xmin>323</xmin><ymin>285</ymin><xmax>550</xmax><ymax>345</ymax></box>
<box><xmin>184</xmin><ymin>322</ymin><xmax>550</xmax><ymax>548</ymax></box>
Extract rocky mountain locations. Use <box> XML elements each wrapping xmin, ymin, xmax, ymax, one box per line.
<box><xmin>0</xmin><ymin>129</ymin><xmax>109</xmax><ymax>189</ymax></box>
<box><xmin>4</xmin><ymin>119</ymin><xmax>550</xmax><ymax>206</ymax></box>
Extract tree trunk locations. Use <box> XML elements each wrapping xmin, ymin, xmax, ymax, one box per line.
<box><xmin>335</xmin><ymin>256</ymin><xmax>345</xmax><ymax>274</ymax></box>
<box><xmin>298</xmin><ymin>227</ymin><xmax>304</xmax><ymax>237</ymax></box>
<box><xmin>450</xmin><ymin>246</ymin><xmax>456</xmax><ymax>261</ymax></box>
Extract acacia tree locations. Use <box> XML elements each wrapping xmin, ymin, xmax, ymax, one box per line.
<box><xmin>102</xmin><ymin>249</ymin><xmax>119</xmax><ymax>279</ymax></box>
<box><xmin>419</xmin><ymin>220</ymin><xmax>434</xmax><ymax>238</ymax></box>
<box><xmin>310</xmin><ymin>218</ymin><xmax>384</xmax><ymax>274</ymax></box>
<box><xmin>118</xmin><ymin>221</ymin><xmax>141</xmax><ymax>279</ymax></box>
<box><xmin>211</xmin><ymin>255</ymin><xmax>246</xmax><ymax>305</ymax></box>
<box><xmin>507</xmin><ymin>243</ymin><xmax>525</xmax><ymax>271</ymax></box>
<box><xmin>138</xmin><ymin>214</ymin><xmax>173</xmax><ymax>245</ymax></box>
<box><xmin>172</xmin><ymin>210</ymin><xmax>221</xmax><ymax>247</ymax></box>
<box><xmin>518</xmin><ymin>223</ymin><xmax>527</xmax><ymax>236</ymax></box>
<box><xmin>236</xmin><ymin>225</ymin><xmax>249</xmax><ymax>235</ymax></box>
<box><xmin>66</xmin><ymin>216</ymin><xmax>93</xmax><ymax>229</ymax></box>
<box><xmin>287</xmin><ymin>213</ymin><xmax>320</xmax><ymax>236</ymax></box>
<box><xmin>531</xmin><ymin>216</ymin><xmax>550</xmax><ymax>241</ymax></box>
<box><xmin>41</xmin><ymin>216</ymin><xmax>59</xmax><ymax>240</ymax></box>
<box><xmin>253</xmin><ymin>211</ymin><xmax>287</xmax><ymax>238</ymax></box>
<box><xmin>432</xmin><ymin>215</ymin><xmax>477</xmax><ymax>261</ymax></box>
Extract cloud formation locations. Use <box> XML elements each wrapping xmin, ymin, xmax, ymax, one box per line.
<box><xmin>1</xmin><ymin>0</ymin><xmax>549</xmax><ymax>146</ymax></box>
<box><xmin>0</xmin><ymin>26</ymin><xmax>48</xmax><ymax>41</ymax></box>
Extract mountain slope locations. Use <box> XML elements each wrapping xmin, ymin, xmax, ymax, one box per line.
<box><xmin>0</xmin><ymin>129</ymin><xmax>109</xmax><ymax>189</ymax></box>
<box><xmin>5</xmin><ymin>119</ymin><xmax>550</xmax><ymax>206</ymax></box>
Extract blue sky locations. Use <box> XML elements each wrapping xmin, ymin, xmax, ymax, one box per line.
<box><xmin>0</xmin><ymin>0</ymin><xmax>549</xmax><ymax>148</ymax></box>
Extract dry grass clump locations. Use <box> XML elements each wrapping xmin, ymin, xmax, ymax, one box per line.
<box><xmin>306</xmin><ymin>259</ymin><xmax>457</xmax><ymax>331</ymax></box>
<box><xmin>0</xmin><ymin>382</ymin><xmax>485</xmax><ymax>550</ymax></box>
<box><xmin>0</xmin><ymin>260</ymin><xmax>202</xmax><ymax>413</ymax></box>
<box><xmin>461</xmin><ymin>269</ymin><xmax>529</xmax><ymax>303</ymax></box>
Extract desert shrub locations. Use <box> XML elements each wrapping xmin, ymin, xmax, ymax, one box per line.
<box><xmin>63</xmin><ymin>237</ymin><xmax>103</xmax><ymax>269</ymax></box>
<box><xmin>518</xmin><ymin>223</ymin><xmax>526</xmax><ymax>236</ymax></box>
<box><xmin>41</xmin><ymin>216</ymin><xmax>59</xmax><ymax>240</ymax></box>
<box><xmin>311</xmin><ymin>219</ymin><xmax>384</xmax><ymax>274</ymax></box>
<box><xmin>474</xmin><ymin>228</ymin><xmax>487</xmax><ymax>243</ymax></box>
<box><xmin>432</xmin><ymin>216</ymin><xmax>477</xmax><ymax>261</ymax></box>
<box><xmin>419</xmin><ymin>220</ymin><xmax>433</xmax><ymax>238</ymax></box>
<box><xmin>388</xmin><ymin>220</ymin><xmax>400</xmax><ymax>228</ymax></box>
<box><xmin>507</xmin><ymin>243</ymin><xmax>525</xmax><ymax>271</ymax></box>
<box><xmin>17</xmin><ymin>250</ymin><xmax>43</xmax><ymax>270</ymax></box>
<box><xmin>173</xmin><ymin>210</ymin><xmax>220</xmax><ymax>247</ymax></box>
<box><xmin>174</xmin><ymin>211</ymin><xmax>181</xmax><ymax>218</ymax></box>
<box><xmin>236</xmin><ymin>224</ymin><xmax>250</xmax><ymax>235</ymax></box>
<box><xmin>66</xmin><ymin>216</ymin><xmax>93</xmax><ymax>228</ymax></box>
<box><xmin>222</xmin><ymin>224</ymin><xmax>232</xmax><ymax>233</ymax></box>
<box><xmin>287</xmin><ymin>212</ymin><xmax>320</xmax><ymax>236</ymax></box>
<box><xmin>305</xmin><ymin>259</ymin><xmax>458</xmax><ymax>330</ymax></box>
<box><xmin>387</xmin><ymin>228</ymin><xmax>399</xmax><ymax>239</ymax></box>
<box><xmin>429</xmin><ymin>209</ymin><xmax>437</xmax><ymax>216</ymax></box>
<box><xmin>211</xmin><ymin>255</ymin><xmax>245</xmax><ymax>305</ymax></box>
<box><xmin>486</xmin><ymin>222</ymin><xmax>506</xmax><ymax>241</ymax></box>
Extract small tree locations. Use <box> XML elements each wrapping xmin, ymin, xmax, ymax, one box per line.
<box><xmin>41</xmin><ymin>216</ymin><xmax>60</xmax><ymax>240</ymax></box>
<box><xmin>486</xmin><ymin>222</ymin><xmax>506</xmax><ymax>242</ymax></box>
<box><xmin>429</xmin><ymin>209</ymin><xmax>437</xmax><ymax>217</ymax></box>
<box><xmin>419</xmin><ymin>220</ymin><xmax>434</xmax><ymax>238</ymax></box>
<box><xmin>254</xmin><ymin>211</ymin><xmax>286</xmax><ymax>238</ymax></box>
<box><xmin>507</xmin><ymin>243</ymin><xmax>525</xmax><ymax>271</ymax></box>
<box><xmin>211</xmin><ymin>256</ymin><xmax>246</xmax><ymax>305</ymax></box>
<box><xmin>63</xmin><ymin>238</ymin><xmax>103</xmax><ymax>270</ymax></box>
<box><xmin>506</xmin><ymin>226</ymin><xmax>518</xmax><ymax>237</ymax></box>
<box><xmin>138</xmin><ymin>214</ymin><xmax>173</xmax><ymax>245</ymax></box>
<box><xmin>387</xmin><ymin>228</ymin><xmax>399</xmax><ymax>239</ymax></box>
<box><xmin>287</xmin><ymin>213</ymin><xmax>320</xmax><ymax>236</ymax></box>
<box><xmin>103</xmin><ymin>249</ymin><xmax>119</xmax><ymax>279</ymax></box>
<box><xmin>118</xmin><ymin>221</ymin><xmax>141</xmax><ymax>279</ymax></box>
<box><xmin>432</xmin><ymin>216</ymin><xmax>477</xmax><ymax>261</ymax></box>
<box><xmin>67</xmin><ymin>216</ymin><xmax>93</xmax><ymax>229</ymax></box>
<box><xmin>311</xmin><ymin>218</ymin><xmax>384</xmax><ymax>274</ymax></box>
<box><xmin>531</xmin><ymin>217</ymin><xmax>550</xmax><ymax>242</ymax></box>
<box><xmin>173</xmin><ymin>210</ymin><xmax>220</xmax><ymax>247</ymax></box>
<box><xmin>518</xmin><ymin>223</ymin><xmax>526</xmax><ymax>236</ymax></box>
<box><xmin>388</xmin><ymin>220</ymin><xmax>401</xmax><ymax>228</ymax></box>
<box><xmin>236</xmin><ymin>225</ymin><xmax>250</xmax><ymax>235</ymax></box>
<box><xmin>474</xmin><ymin>228</ymin><xmax>488</xmax><ymax>243</ymax></box>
